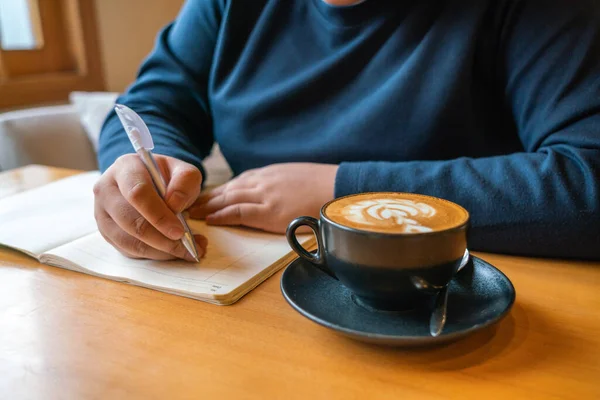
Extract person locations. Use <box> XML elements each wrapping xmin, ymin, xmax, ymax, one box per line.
<box><xmin>94</xmin><ymin>0</ymin><xmax>600</xmax><ymax>262</ymax></box>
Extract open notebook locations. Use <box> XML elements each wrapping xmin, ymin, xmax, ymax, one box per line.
<box><xmin>0</xmin><ymin>172</ymin><xmax>314</xmax><ymax>305</ymax></box>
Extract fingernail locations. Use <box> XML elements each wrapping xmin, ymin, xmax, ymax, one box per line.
<box><xmin>167</xmin><ymin>190</ymin><xmax>188</xmax><ymax>213</ymax></box>
<box><xmin>168</xmin><ymin>226</ymin><xmax>184</xmax><ymax>240</ymax></box>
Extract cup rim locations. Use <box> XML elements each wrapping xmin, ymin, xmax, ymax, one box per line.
<box><xmin>320</xmin><ymin>192</ymin><xmax>470</xmax><ymax>237</ymax></box>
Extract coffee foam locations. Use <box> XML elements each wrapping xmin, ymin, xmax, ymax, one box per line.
<box><xmin>324</xmin><ymin>193</ymin><xmax>468</xmax><ymax>234</ymax></box>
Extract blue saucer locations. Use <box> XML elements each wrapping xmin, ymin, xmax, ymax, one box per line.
<box><xmin>280</xmin><ymin>256</ymin><xmax>515</xmax><ymax>346</ymax></box>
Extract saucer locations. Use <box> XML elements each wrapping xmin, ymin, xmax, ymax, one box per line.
<box><xmin>280</xmin><ymin>256</ymin><xmax>515</xmax><ymax>346</ymax></box>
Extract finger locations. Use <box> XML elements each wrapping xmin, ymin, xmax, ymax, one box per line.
<box><xmin>194</xmin><ymin>234</ymin><xmax>209</xmax><ymax>257</ymax></box>
<box><xmin>114</xmin><ymin>157</ymin><xmax>184</xmax><ymax>240</ymax></box>
<box><xmin>196</xmin><ymin>186</ymin><xmax>224</xmax><ymax>203</ymax></box>
<box><xmin>191</xmin><ymin>186</ymin><xmax>229</xmax><ymax>209</ymax></box>
<box><xmin>99</xmin><ymin>229</ymin><xmax>137</xmax><ymax>259</ymax></box>
<box><xmin>189</xmin><ymin>189</ymin><xmax>262</xmax><ymax>219</ymax></box>
<box><xmin>102</xmin><ymin>185</ymin><xmax>205</xmax><ymax>261</ymax></box>
<box><xmin>95</xmin><ymin>208</ymin><xmax>179</xmax><ymax>261</ymax></box>
<box><xmin>192</xmin><ymin>178</ymin><xmax>259</xmax><ymax>212</ymax></box>
<box><xmin>97</xmin><ymin>219</ymin><xmax>157</xmax><ymax>261</ymax></box>
<box><xmin>202</xmin><ymin>172</ymin><xmax>259</xmax><ymax>198</ymax></box>
<box><xmin>161</xmin><ymin>159</ymin><xmax>202</xmax><ymax>213</ymax></box>
<box><xmin>206</xmin><ymin>203</ymin><xmax>268</xmax><ymax>228</ymax></box>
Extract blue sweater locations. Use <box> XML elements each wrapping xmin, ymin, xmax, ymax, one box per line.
<box><xmin>98</xmin><ymin>0</ymin><xmax>600</xmax><ymax>260</ymax></box>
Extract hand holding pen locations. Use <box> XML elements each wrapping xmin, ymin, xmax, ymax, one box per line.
<box><xmin>91</xmin><ymin>105</ymin><xmax>208</xmax><ymax>262</ymax></box>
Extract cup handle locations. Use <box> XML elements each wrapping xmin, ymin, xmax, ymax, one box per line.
<box><xmin>286</xmin><ymin>216</ymin><xmax>336</xmax><ymax>278</ymax></box>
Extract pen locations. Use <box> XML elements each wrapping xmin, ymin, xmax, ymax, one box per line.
<box><xmin>114</xmin><ymin>104</ymin><xmax>200</xmax><ymax>262</ymax></box>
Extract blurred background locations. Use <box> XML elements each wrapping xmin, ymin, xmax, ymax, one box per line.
<box><xmin>95</xmin><ymin>0</ymin><xmax>183</xmax><ymax>93</ymax></box>
<box><xmin>0</xmin><ymin>0</ymin><xmax>229</xmax><ymax>180</ymax></box>
<box><xmin>0</xmin><ymin>0</ymin><xmax>234</xmax><ymax>178</ymax></box>
<box><xmin>0</xmin><ymin>0</ymin><xmax>184</xmax><ymax>109</ymax></box>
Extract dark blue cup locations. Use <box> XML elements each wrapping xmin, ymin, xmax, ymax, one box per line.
<box><xmin>286</xmin><ymin>193</ymin><xmax>469</xmax><ymax>311</ymax></box>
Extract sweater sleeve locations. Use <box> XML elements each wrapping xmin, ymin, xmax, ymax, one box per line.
<box><xmin>335</xmin><ymin>1</ymin><xmax>600</xmax><ymax>260</ymax></box>
<box><xmin>97</xmin><ymin>0</ymin><xmax>225</xmax><ymax>175</ymax></box>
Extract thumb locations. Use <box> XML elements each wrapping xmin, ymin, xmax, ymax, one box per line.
<box><xmin>160</xmin><ymin>157</ymin><xmax>203</xmax><ymax>213</ymax></box>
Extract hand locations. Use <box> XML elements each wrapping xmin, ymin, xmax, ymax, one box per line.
<box><xmin>93</xmin><ymin>154</ymin><xmax>207</xmax><ymax>261</ymax></box>
<box><xmin>189</xmin><ymin>163</ymin><xmax>339</xmax><ymax>233</ymax></box>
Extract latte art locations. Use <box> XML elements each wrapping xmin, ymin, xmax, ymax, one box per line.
<box><xmin>324</xmin><ymin>192</ymin><xmax>469</xmax><ymax>234</ymax></box>
<box><xmin>343</xmin><ymin>199</ymin><xmax>437</xmax><ymax>233</ymax></box>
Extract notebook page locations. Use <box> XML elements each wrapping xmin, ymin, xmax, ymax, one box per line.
<box><xmin>0</xmin><ymin>171</ymin><xmax>100</xmax><ymax>257</ymax></box>
<box><xmin>43</xmin><ymin>220</ymin><xmax>311</xmax><ymax>302</ymax></box>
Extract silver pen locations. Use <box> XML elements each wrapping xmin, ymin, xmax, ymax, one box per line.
<box><xmin>114</xmin><ymin>104</ymin><xmax>200</xmax><ymax>262</ymax></box>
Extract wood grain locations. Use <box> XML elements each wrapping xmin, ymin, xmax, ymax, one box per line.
<box><xmin>0</xmin><ymin>166</ymin><xmax>599</xmax><ymax>399</ymax></box>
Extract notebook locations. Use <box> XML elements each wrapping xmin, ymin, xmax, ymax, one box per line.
<box><xmin>0</xmin><ymin>171</ymin><xmax>314</xmax><ymax>305</ymax></box>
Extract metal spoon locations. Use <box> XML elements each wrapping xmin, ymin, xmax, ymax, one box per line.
<box><xmin>430</xmin><ymin>285</ymin><xmax>450</xmax><ymax>336</ymax></box>
<box><xmin>411</xmin><ymin>249</ymin><xmax>470</xmax><ymax>292</ymax></box>
<box><xmin>429</xmin><ymin>249</ymin><xmax>470</xmax><ymax>337</ymax></box>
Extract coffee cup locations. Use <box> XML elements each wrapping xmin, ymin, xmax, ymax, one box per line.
<box><xmin>286</xmin><ymin>192</ymin><xmax>469</xmax><ymax>311</ymax></box>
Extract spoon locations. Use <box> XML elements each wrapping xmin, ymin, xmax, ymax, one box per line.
<box><xmin>411</xmin><ymin>249</ymin><xmax>470</xmax><ymax>292</ymax></box>
<box><xmin>429</xmin><ymin>249</ymin><xmax>470</xmax><ymax>336</ymax></box>
<box><xmin>430</xmin><ymin>284</ymin><xmax>450</xmax><ymax>337</ymax></box>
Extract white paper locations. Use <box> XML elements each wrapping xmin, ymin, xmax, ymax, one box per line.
<box><xmin>44</xmin><ymin>221</ymin><xmax>310</xmax><ymax>302</ymax></box>
<box><xmin>0</xmin><ymin>171</ymin><xmax>100</xmax><ymax>256</ymax></box>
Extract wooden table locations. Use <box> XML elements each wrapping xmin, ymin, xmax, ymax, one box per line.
<box><xmin>1</xmin><ymin>165</ymin><xmax>599</xmax><ymax>399</ymax></box>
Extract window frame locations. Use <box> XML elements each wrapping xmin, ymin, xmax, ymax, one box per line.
<box><xmin>0</xmin><ymin>0</ymin><xmax>105</xmax><ymax>109</ymax></box>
